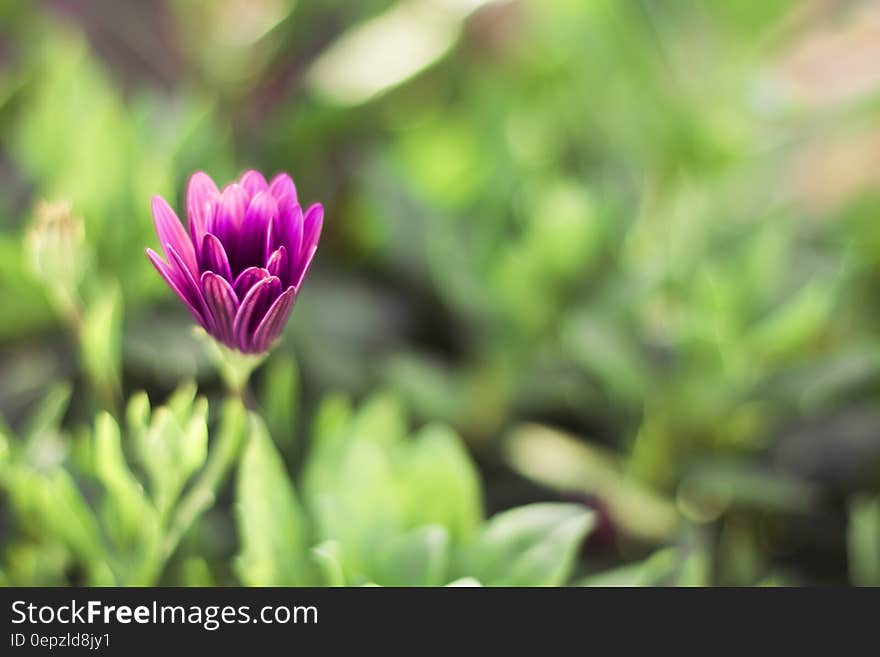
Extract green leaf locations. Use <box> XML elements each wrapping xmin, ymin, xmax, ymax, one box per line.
<box><xmin>460</xmin><ymin>503</ymin><xmax>594</xmax><ymax>586</ymax></box>
<box><xmin>80</xmin><ymin>281</ymin><xmax>123</xmax><ymax>407</ymax></box>
<box><xmin>179</xmin><ymin>398</ymin><xmax>209</xmax><ymax>484</ymax></box>
<box><xmin>849</xmin><ymin>494</ymin><xmax>880</xmax><ymax>587</ymax></box>
<box><xmin>23</xmin><ymin>381</ymin><xmax>72</xmax><ymax>443</ymax></box>
<box><xmin>303</xmin><ymin>397</ymin><xmax>480</xmax><ymax>582</ymax></box>
<box><xmin>305</xmin><ymin>438</ymin><xmax>399</xmax><ymax>578</ymax></box>
<box><xmin>504</xmin><ymin>424</ymin><xmax>678</xmax><ymax>542</ymax></box>
<box><xmin>446</xmin><ymin>577</ymin><xmax>481</xmax><ymax>587</ymax></box>
<box><xmin>577</xmin><ymin>539</ymin><xmax>711</xmax><ymax>587</ymax></box>
<box><xmin>395</xmin><ymin>424</ymin><xmax>482</xmax><ymax>541</ymax></box>
<box><xmin>133</xmin><ymin>386</ymin><xmax>209</xmax><ymax>518</ymax></box>
<box><xmin>349</xmin><ymin>392</ymin><xmax>408</xmax><ymax>448</ymax></box>
<box><xmin>749</xmin><ymin>277</ymin><xmax>836</xmax><ymax>361</ymax></box>
<box><xmin>577</xmin><ymin>549</ymin><xmax>679</xmax><ymax>587</ymax></box>
<box><xmin>303</xmin><ymin>396</ymin><xmax>403</xmax><ymax>579</ymax></box>
<box><xmin>236</xmin><ymin>414</ymin><xmax>310</xmax><ymax>586</ymax></box>
<box><xmin>180</xmin><ymin>557</ymin><xmax>215</xmax><ymax>587</ymax></box>
<box><xmin>166</xmin><ymin>381</ymin><xmax>198</xmax><ymax>425</ymax></box>
<box><xmin>22</xmin><ymin>382</ymin><xmax>72</xmax><ymax>470</ymax></box>
<box><xmin>93</xmin><ymin>413</ymin><xmax>158</xmax><ymax>558</ymax></box>
<box><xmin>259</xmin><ymin>356</ymin><xmax>300</xmax><ymax>448</ymax></box>
<box><xmin>159</xmin><ymin>395</ymin><xmax>247</xmax><ymax>563</ymax></box>
<box><xmin>125</xmin><ymin>391</ymin><xmax>151</xmax><ymax>436</ymax></box>
<box><xmin>42</xmin><ymin>469</ymin><xmax>105</xmax><ymax>563</ymax></box>
<box><xmin>310</xmin><ymin>540</ymin><xmax>346</xmax><ymax>587</ymax></box>
<box><xmin>374</xmin><ymin>526</ymin><xmax>450</xmax><ymax>587</ymax></box>
<box><xmin>676</xmin><ymin>542</ymin><xmax>712</xmax><ymax>587</ymax></box>
<box><xmin>311</xmin><ymin>394</ymin><xmax>353</xmax><ymax>453</ymax></box>
<box><xmin>4</xmin><ymin>467</ymin><xmax>109</xmax><ymax>583</ymax></box>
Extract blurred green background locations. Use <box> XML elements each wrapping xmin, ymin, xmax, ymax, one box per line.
<box><xmin>1</xmin><ymin>0</ymin><xmax>880</xmax><ymax>586</ymax></box>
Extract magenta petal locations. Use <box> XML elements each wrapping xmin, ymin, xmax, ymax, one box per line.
<box><xmin>209</xmin><ymin>183</ymin><xmax>249</xmax><ymax>253</ymax></box>
<box><xmin>201</xmin><ymin>233</ymin><xmax>233</xmax><ymax>282</ymax></box>
<box><xmin>233</xmin><ymin>266</ymin><xmax>270</xmax><ymax>299</ymax></box>
<box><xmin>166</xmin><ymin>244</ymin><xmax>212</xmax><ymax>329</ymax></box>
<box><xmin>237</xmin><ymin>191</ymin><xmax>276</xmax><ymax>272</ymax></box>
<box><xmin>239</xmin><ymin>170</ymin><xmax>268</xmax><ymax>198</ymax></box>
<box><xmin>152</xmin><ymin>196</ymin><xmax>197</xmax><ymax>277</ymax></box>
<box><xmin>290</xmin><ymin>203</ymin><xmax>322</xmax><ymax>285</ymax></box>
<box><xmin>201</xmin><ymin>272</ymin><xmax>239</xmax><ymax>346</ymax></box>
<box><xmin>300</xmin><ymin>203</ymin><xmax>324</xmax><ymax>259</ymax></box>
<box><xmin>268</xmin><ymin>173</ymin><xmax>297</xmax><ymax>203</ymax></box>
<box><xmin>146</xmin><ymin>248</ymin><xmax>207</xmax><ymax>326</ymax></box>
<box><xmin>252</xmin><ymin>286</ymin><xmax>297</xmax><ymax>352</ymax></box>
<box><xmin>186</xmin><ymin>172</ymin><xmax>220</xmax><ymax>255</ymax></box>
<box><xmin>266</xmin><ymin>245</ymin><xmax>288</xmax><ymax>283</ymax></box>
<box><xmin>293</xmin><ymin>245</ymin><xmax>317</xmax><ymax>289</ymax></box>
<box><xmin>233</xmin><ymin>276</ymin><xmax>282</xmax><ymax>352</ymax></box>
<box><xmin>147</xmin><ymin>169</ymin><xmax>319</xmax><ymax>354</ymax></box>
<box><xmin>269</xmin><ymin>195</ymin><xmax>302</xmax><ymax>264</ymax></box>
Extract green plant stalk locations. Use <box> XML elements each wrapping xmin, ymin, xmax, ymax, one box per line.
<box><xmin>197</xmin><ymin>329</ymin><xmax>266</xmax><ymax>397</ymax></box>
<box><xmin>160</xmin><ymin>396</ymin><xmax>247</xmax><ymax>563</ymax></box>
<box><xmin>138</xmin><ymin>335</ymin><xmax>260</xmax><ymax>582</ymax></box>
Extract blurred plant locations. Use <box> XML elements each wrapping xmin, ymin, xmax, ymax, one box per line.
<box><xmin>236</xmin><ymin>392</ymin><xmax>595</xmax><ymax>586</ymax></box>
<box><xmin>25</xmin><ymin>199</ymin><xmax>89</xmax><ymax>327</ymax></box>
<box><xmin>848</xmin><ymin>494</ymin><xmax>880</xmax><ymax>587</ymax></box>
<box><xmin>24</xmin><ymin>198</ymin><xmax>123</xmax><ymax>410</ymax></box>
<box><xmin>0</xmin><ymin>383</ymin><xmax>246</xmax><ymax>585</ymax></box>
<box><xmin>5</xmin><ymin>21</ymin><xmax>233</xmax><ymax>339</ymax></box>
<box><xmin>2</xmin><ymin>0</ymin><xmax>879</xmax><ymax>587</ymax></box>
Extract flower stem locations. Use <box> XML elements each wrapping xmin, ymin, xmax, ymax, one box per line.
<box><xmin>161</xmin><ymin>395</ymin><xmax>247</xmax><ymax>561</ymax></box>
<box><xmin>196</xmin><ymin>329</ymin><xmax>266</xmax><ymax>397</ymax></box>
<box><xmin>151</xmin><ymin>332</ymin><xmax>261</xmax><ymax>577</ymax></box>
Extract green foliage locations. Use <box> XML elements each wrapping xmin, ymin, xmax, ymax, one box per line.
<box><xmin>849</xmin><ymin>495</ymin><xmax>880</xmax><ymax>587</ymax></box>
<box><xmin>0</xmin><ymin>383</ymin><xmax>242</xmax><ymax>585</ymax></box>
<box><xmin>236</xmin><ymin>414</ymin><xmax>309</xmax><ymax>586</ymax></box>
<box><xmin>458</xmin><ymin>503</ymin><xmax>594</xmax><ymax>587</ymax></box>
<box><xmin>80</xmin><ymin>281</ymin><xmax>123</xmax><ymax>408</ymax></box>
<box><xmin>1</xmin><ymin>0</ymin><xmax>878</xmax><ymax>587</ymax></box>
<box><xmin>231</xmin><ymin>393</ymin><xmax>595</xmax><ymax>586</ymax></box>
<box><xmin>259</xmin><ymin>356</ymin><xmax>300</xmax><ymax>448</ymax></box>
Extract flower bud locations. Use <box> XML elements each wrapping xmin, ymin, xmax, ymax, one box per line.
<box><xmin>25</xmin><ymin>199</ymin><xmax>89</xmax><ymax>317</ymax></box>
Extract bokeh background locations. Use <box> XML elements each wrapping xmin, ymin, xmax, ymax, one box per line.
<box><xmin>1</xmin><ymin>0</ymin><xmax>880</xmax><ymax>586</ymax></box>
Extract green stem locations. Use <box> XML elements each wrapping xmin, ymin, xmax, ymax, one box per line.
<box><xmin>151</xmin><ymin>333</ymin><xmax>261</xmax><ymax>576</ymax></box>
<box><xmin>161</xmin><ymin>395</ymin><xmax>247</xmax><ymax>561</ymax></box>
<box><xmin>196</xmin><ymin>329</ymin><xmax>266</xmax><ymax>397</ymax></box>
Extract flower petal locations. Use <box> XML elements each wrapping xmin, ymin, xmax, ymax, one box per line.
<box><xmin>300</xmin><ymin>203</ymin><xmax>324</xmax><ymax>259</ymax></box>
<box><xmin>233</xmin><ymin>275</ymin><xmax>282</xmax><ymax>352</ymax></box>
<box><xmin>252</xmin><ymin>285</ymin><xmax>297</xmax><ymax>352</ymax></box>
<box><xmin>233</xmin><ymin>266</ymin><xmax>270</xmax><ymax>299</ymax></box>
<box><xmin>291</xmin><ymin>203</ymin><xmax>323</xmax><ymax>285</ymax></box>
<box><xmin>146</xmin><ymin>248</ymin><xmax>207</xmax><ymax>326</ymax></box>
<box><xmin>152</xmin><ymin>195</ymin><xmax>197</xmax><ymax>277</ymax></box>
<box><xmin>208</xmin><ymin>183</ymin><xmax>249</xmax><ymax>256</ymax></box>
<box><xmin>293</xmin><ymin>245</ymin><xmax>317</xmax><ymax>289</ymax></box>
<box><xmin>201</xmin><ymin>272</ymin><xmax>239</xmax><ymax>347</ymax></box>
<box><xmin>237</xmin><ymin>191</ymin><xmax>276</xmax><ymax>273</ymax></box>
<box><xmin>269</xmin><ymin>196</ymin><xmax>302</xmax><ymax>268</ymax></box>
<box><xmin>268</xmin><ymin>172</ymin><xmax>297</xmax><ymax>203</ymax></box>
<box><xmin>266</xmin><ymin>245</ymin><xmax>288</xmax><ymax>282</ymax></box>
<box><xmin>239</xmin><ymin>170</ymin><xmax>268</xmax><ymax>198</ymax></box>
<box><xmin>201</xmin><ymin>233</ymin><xmax>233</xmax><ymax>282</ymax></box>
<box><xmin>186</xmin><ymin>172</ymin><xmax>220</xmax><ymax>255</ymax></box>
<box><xmin>166</xmin><ymin>243</ymin><xmax>212</xmax><ymax>329</ymax></box>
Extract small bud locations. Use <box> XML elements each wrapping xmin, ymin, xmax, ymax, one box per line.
<box><xmin>25</xmin><ymin>199</ymin><xmax>89</xmax><ymax>319</ymax></box>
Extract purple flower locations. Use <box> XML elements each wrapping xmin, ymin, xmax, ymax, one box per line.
<box><xmin>146</xmin><ymin>170</ymin><xmax>323</xmax><ymax>354</ymax></box>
